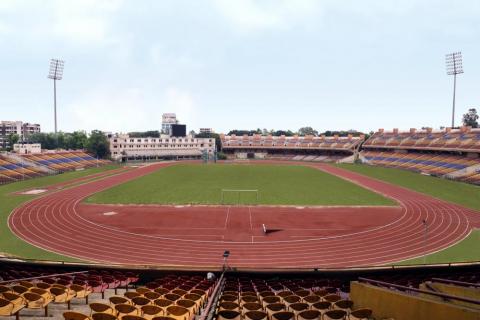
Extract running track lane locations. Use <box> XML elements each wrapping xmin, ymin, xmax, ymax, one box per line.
<box><xmin>8</xmin><ymin>161</ymin><xmax>480</xmax><ymax>269</ymax></box>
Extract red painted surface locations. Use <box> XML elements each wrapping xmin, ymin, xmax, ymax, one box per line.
<box><xmin>8</xmin><ymin>161</ymin><xmax>480</xmax><ymax>269</ymax></box>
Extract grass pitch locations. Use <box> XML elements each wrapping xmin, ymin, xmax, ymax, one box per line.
<box><xmin>337</xmin><ymin>163</ymin><xmax>480</xmax><ymax>211</ymax></box>
<box><xmin>87</xmin><ymin>163</ymin><xmax>394</xmax><ymax>206</ymax></box>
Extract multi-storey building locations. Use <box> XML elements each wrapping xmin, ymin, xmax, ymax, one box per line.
<box><xmin>161</xmin><ymin>113</ymin><xmax>178</xmax><ymax>135</ymax></box>
<box><xmin>109</xmin><ymin>133</ymin><xmax>216</xmax><ymax>161</ymax></box>
<box><xmin>0</xmin><ymin>121</ymin><xmax>41</xmax><ymax>149</ymax></box>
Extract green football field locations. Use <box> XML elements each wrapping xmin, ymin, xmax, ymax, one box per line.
<box><xmin>87</xmin><ymin>163</ymin><xmax>395</xmax><ymax>206</ymax></box>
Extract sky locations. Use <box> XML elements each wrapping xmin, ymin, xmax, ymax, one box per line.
<box><xmin>0</xmin><ymin>0</ymin><xmax>479</xmax><ymax>134</ymax></box>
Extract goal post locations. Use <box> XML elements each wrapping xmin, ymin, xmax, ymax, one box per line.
<box><xmin>221</xmin><ymin>189</ymin><xmax>259</xmax><ymax>205</ymax></box>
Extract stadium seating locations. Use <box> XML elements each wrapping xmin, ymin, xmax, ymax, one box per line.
<box><xmin>362</xmin><ymin>150</ymin><xmax>480</xmax><ymax>177</ymax></box>
<box><xmin>221</xmin><ymin>134</ymin><xmax>364</xmax><ymax>152</ymax></box>
<box><xmin>0</xmin><ymin>155</ymin><xmax>44</xmax><ymax>182</ymax></box>
<box><xmin>22</xmin><ymin>152</ymin><xmax>108</xmax><ymax>173</ymax></box>
<box><xmin>215</xmin><ymin>277</ymin><xmax>366</xmax><ymax>320</ymax></box>
<box><xmin>364</xmin><ymin>127</ymin><xmax>480</xmax><ymax>152</ymax></box>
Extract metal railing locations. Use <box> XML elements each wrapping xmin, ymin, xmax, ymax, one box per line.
<box><xmin>358</xmin><ymin>277</ymin><xmax>480</xmax><ymax>306</ymax></box>
<box><xmin>0</xmin><ymin>271</ymin><xmax>88</xmax><ymax>285</ymax></box>
<box><xmin>198</xmin><ymin>272</ymin><xmax>225</xmax><ymax>320</ymax></box>
<box><xmin>431</xmin><ymin>277</ymin><xmax>480</xmax><ymax>288</ymax></box>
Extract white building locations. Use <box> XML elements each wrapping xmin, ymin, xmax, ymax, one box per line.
<box><xmin>13</xmin><ymin>143</ymin><xmax>42</xmax><ymax>154</ymax></box>
<box><xmin>109</xmin><ymin>133</ymin><xmax>216</xmax><ymax>161</ymax></box>
<box><xmin>1</xmin><ymin>121</ymin><xmax>41</xmax><ymax>149</ymax></box>
<box><xmin>199</xmin><ymin>128</ymin><xmax>214</xmax><ymax>134</ymax></box>
<box><xmin>161</xmin><ymin>113</ymin><xmax>178</xmax><ymax>135</ymax></box>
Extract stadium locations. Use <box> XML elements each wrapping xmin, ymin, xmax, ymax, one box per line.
<box><xmin>1</xmin><ymin>2</ymin><xmax>480</xmax><ymax>320</ymax></box>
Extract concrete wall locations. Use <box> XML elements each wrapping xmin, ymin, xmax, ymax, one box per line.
<box><xmin>350</xmin><ymin>281</ymin><xmax>480</xmax><ymax>320</ymax></box>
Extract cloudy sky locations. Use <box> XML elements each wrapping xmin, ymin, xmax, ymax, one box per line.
<box><xmin>0</xmin><ymin>0</ymin><xmax>479</xmax><ymax>134</ymax></box>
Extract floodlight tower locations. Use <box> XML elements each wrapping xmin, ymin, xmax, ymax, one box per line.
<box><xmin>445</xmin><ymin>52</ymin><xmax>463</xmax><ymax>128</ymax></box>
<box><xmin>48</xmin><ymin>59</ymin><xmax>65</xmax><ymax>134</ymax></box>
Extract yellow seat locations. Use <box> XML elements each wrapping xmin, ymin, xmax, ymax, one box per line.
<box><xmin>89</xmin><ymin>303</ymin><xmax>116</xmax><ymax>316</ymax></box>
<box><xmin>1</xmin><ymin>292</ymin><xmax>26</xmax><ymax>308</ymax></box>
<box><xmin>349</xmin><ymin>308</ymin><xmax>372</xmax><ymax>320</ymax></box>
<box><xmin>265</xmin><ymin>303</ymin><xmax>286</xmax><ymax>318</ymax></box>
<box><xmin>115</xmin><ymin>303</ymin><xmax>141</xmax><ymax>318</ymax></box>
<box><xmin>241</xmin><ymin>302</ymin><xmax>262</xmax><ymax>315</ymax></box>
<box><xmin>216</xmin><ymin>310</ymin><xmax>241</xmax><ymax>320</ymax></box>
<box><xmin>141</xmin><ymin>305</ymin><xmax>164</xmax><ymax>320</ymax></box>
<box><xmin>176</xmin><ymin>299</ymin><xmax>197</xmax><ymax>315</ymax></box>
<box><xmin>297</xmin><ymin>310</ymin><xmax>321</xmax><ymax>320</ymax></box>
<box><xmin>91</xmin><ymin>312</ymin><xmax>117</xmax><ymax>320</ymax></box>
<box><xmin>63</xmin><ymin>311</ymin><xmax>91</xmax><ymax>320</ymax></box>
<box><xmin>166</xmin><ymin>305</ymin><xmax>190</xmax><ymax>320</ymax></box>
<box><xmin>70</xmin><ymin>284</ymin><xmax>92</xmax><ymax>304</ymax></box>
<box><xmin>23</xmin><ymin>291</ymin><xmax>51</xmax><ymax>317</ymax></box>
<box><xmin>271</xmin><ymin>311</ymin><xmax>295</xmax><ymax>320</ymax></box>
<box><xmin>0</xmin><ymin>297</ymin><xmax>24</xmax><ymax>320</ymax></box>
<box><xmin>132</xmin><ymin>296</ymin><xmax>152</xmax><ymax>307</ymax></box>
<box><xmin>50</xmin><ymin>287</ymin><xmax>76</xmax><ymax>309</ymax></box>
<box><xmin>122</xmin><ymin>315</ymin><xmax>147</xmax><ymax>320</ymax></box>
<box><xmin>110</xmin><ymin>296</ymin><xmax>131</xmax><ymax>305</ymax></box>
<box><xmin>323</xmin><ymin>309</ymin><xmax>347</xmax><ymax>320</ymax></box>
<box><xmin>244</xmin><ymin>311</ymin><xmax>267</xmax><ymax>320</ymax></box>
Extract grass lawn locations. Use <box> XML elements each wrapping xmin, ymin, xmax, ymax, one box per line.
<box><xmin>394</xmin><ymin>229</ymin><xmax>480</xmax><ymax>265</ymax></box>
<box><xmin>337</xmin><ymin>163</ymin><xmax>480</xmax><ymax>211</ymax></box>
<box><xmin>87</xmin><ymin>163</ymin><xmax>395</xmax><ymax>206</ymax></box>
<box><xmin>0</xmin><ymin>164</ymin><xmax>120</xmax><ymax>261</ymax></box>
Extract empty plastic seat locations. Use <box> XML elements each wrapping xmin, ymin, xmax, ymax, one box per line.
<box><xmin>323</xmin><ymin>310</ymin><xmax>347</xmax><ymax>320</ymax></box>
<box><xmin>217</xmin><ymin>310</ymin><xmax>241</xmax><ymax>320</ymax></box>
<box><xmin>271</xmin><ymin>311</ymin><xmax>295</xmax><ymax>320</ymax></box>
<box><xmin>89</xmin><ymin>303</ymin><xmax>115</xmax><ymax>315</ymax></box>
<box><xmin>63</xmin><ymin>311</ymin><xmax>91</xmax><ymax>320</ymax></box>
<box><xmin>141</xmin><ymin>305</ymin><xmax>164</xmax><ymax>320</ymax></box>
<box><xmin>244</xmin><ymin>311</ymin><xmax>268</xmax><ymax>320</ymax></box>
<box><xmin>297</xmin><ymin>310</ymin><xmax>321</xmax><ymax>320</ymax></box>
<box><xmin>349</xmin><ymin>308</ymin><xmax>372</xmax><ymax>320</ymax></box>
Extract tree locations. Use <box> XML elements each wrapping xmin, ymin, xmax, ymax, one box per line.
<box><xmin>6</xmin><ymin>133</ymin><xmax>19</xmax><ymax>151</ymax></box>
<box><xmin>462</xmin><ymin>108</ymin><xmax>479</xmax><ymax>128</ymax></box>
<box><xmin>86</xmin><ymin>130</ymin><xmax>110</xmax><ymax>159</ymax></box>
<box><xmin>297</xmin><ymin>127</ymin><xmax>318</xmax><ymax>136</ymax></box>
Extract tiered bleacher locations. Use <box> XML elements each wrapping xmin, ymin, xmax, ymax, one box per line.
<box><xmin>0</xmin><ymin>151</ymin><xmax>110</xmax><ymax>185</ymax></box>
<box><xmin>220</xmin><ymin>134</ymin><xmax>364</xmax><ymax>161</ymax></box>
<box><xmin>0</xmin><ymin>155</ymin><xmax>44</xmax><ymax>184</ymax></box>
<box><xmin>363</xmin><ymin>127</ymin><xmax>480</xmax><ymax>152</ymax></box>
<box><xmin>1</xmin><ymin>261</ymin><xmax>479</xmax><ymax>320</ymax></box>
<box><xmin>361</xmin><ymin>127</ymin><xmax>480</xmax><ymax>185</ymax></box>
<box><xmin>22</xmin><ymin>152</ymin><xmax>109</xmax><ymax>173</ymax></box>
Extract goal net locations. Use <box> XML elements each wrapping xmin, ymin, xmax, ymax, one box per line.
<box><xmin>221</xmin><ymin>189</ymin><xmax>259</xmax><ymax>205</ymax></box>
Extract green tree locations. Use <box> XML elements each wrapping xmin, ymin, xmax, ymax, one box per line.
<box><xmin>298</xmin><ymin>127</ymin><xmax>318</xmax><ymax>136</ymax></box>
<box><xmin>462</xmin><ymin>108</ymin><xmax>479</xmax><ymax>128</ymax></box>
<box><xmin>86</xmin><ymin>130</ymin><xmax>110</xmax><ymax>159</ymax></box>
<box><xmin>6</xmin><ymin>133</ymin><xmax>20</xmax><ymax>151</ymax></box>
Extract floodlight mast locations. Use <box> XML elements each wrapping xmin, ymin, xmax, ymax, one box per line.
<box><xmin>445</xmin><ymin>52</ymin><xmax>463</xmax><ymax>128</ymax></box>
<box><xmin>47</xmin><ymin>59</ymin><xmax>65</xmax><ymax>134</ymax></box>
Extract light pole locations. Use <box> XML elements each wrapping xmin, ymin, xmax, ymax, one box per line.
<box><xmin>445</xmin><ymin>52</ymin><xmax>463</xmax><ymax>128</ymax></box>
<box><xmin>422</xmin><ymin>219</ymin><xmax>428</xmax><ymax>264</ymax></box>
<box><xmin>47</xmin><ymin>59</ymin><xmax>65</xmax><ymax>134</ymax></box>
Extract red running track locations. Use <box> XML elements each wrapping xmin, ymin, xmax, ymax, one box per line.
<box><xmin>8</xmin><ymin>162</ymin><xmax>480</xmax><ymax>269</ymax></box>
